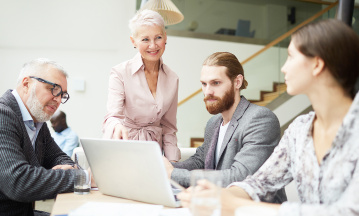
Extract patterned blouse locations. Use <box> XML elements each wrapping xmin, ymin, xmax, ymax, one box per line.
<box><xmin>230</xmin><ymin>93</ymin><xmax>359</xmax><ymax>216</ymax></box>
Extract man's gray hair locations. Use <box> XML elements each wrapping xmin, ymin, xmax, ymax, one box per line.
<box><xmin>17</xmin><ymin>58</ymin><xmax>68</xmax><ymax>85</ymax></box>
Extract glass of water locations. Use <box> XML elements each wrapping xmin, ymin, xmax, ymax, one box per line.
<box><xmin>74</xmin><ymin>151</ymin><xmax>91</xmax><ymax>195</ymax></box>
<box><xmin>190</xmin><ymin>170</ymin><xmax>222</xmax><ymax>216</ymax></box>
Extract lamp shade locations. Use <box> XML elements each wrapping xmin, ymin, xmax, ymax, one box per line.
<box><xmin>141</xmin><ymin>0</ymin><xmax>184</xmax><ymax>26</ymax></box>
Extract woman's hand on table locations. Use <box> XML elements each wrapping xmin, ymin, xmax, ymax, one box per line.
<box><xmin>113</xmin><ymin>124</ymin><xmax>129</xmax><ymax>140</ymax></box>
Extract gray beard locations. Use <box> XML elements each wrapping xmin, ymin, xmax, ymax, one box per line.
<box><xmin>26</xmin><ymin>84</ymin><xmax>52</xmax><ymax>122</ymax></box>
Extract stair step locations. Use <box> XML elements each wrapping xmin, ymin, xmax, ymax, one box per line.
<box><xmin>250</xmin><ymin>82</ymin><xmax>287</xmax><ymax>107</ymax></box>
<box><xmin>263</xmin><ymin>90</ymin><xmax>286</xmax><ymax>101</ymax></box>
<box><xmin>275</xmin><ymin>83</ymin><xmax>287</xmax><ymax>92</ymax></box>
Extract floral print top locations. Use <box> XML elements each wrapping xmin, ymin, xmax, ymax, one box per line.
<box><xmin>229</xmin><ymin>93</ymin><xmax>359</xmax><ymax>216</ymax></box>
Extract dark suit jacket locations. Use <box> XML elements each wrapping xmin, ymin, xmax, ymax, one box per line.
<box><xmin>172</xmin><ymin>96</ymin><xmax>287</xmax><ymax>202</ymax></box>
<box><xmin>0</xmin><ymin>90</ymin><xmax>76</xmax><ymax>216</ymax></box>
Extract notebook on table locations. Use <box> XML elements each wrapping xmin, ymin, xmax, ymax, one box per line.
<box><xmin>80</xmin><ymin>138</ymin><xmax>181</xmax><ymax>208</ymax></box>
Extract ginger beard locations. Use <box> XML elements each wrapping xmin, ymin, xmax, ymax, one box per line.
<box><xmin>204</xmin><ymin>82</ymin><xmax>235</xmax><ymax>115</ymax></box>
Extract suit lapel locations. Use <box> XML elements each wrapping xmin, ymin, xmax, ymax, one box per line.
<box><xmin>3</xmin><ymin>90</ymin><xmax>41</xmax><ymax>166</ymax></box>
<box><xmin>34</xmin><ymin>129</ymin><xmax>44</xmax><ymax>164</ymax></box>
<box><xmin>216</xmin><ymin>96</ymin><xmax>250</xmax><ymax>167</ymax></box>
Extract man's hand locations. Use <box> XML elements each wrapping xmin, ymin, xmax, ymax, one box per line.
<box><xmin>162</xmin><ymin>156</ymin><xmax>174</xmax><ymax>179</ymax></box>
<box><xmin>52</xmin><ymin>164</ymin><xmax>74</xmax><ymax>170</ymax></box>
<box><xmin>113</xmin><ymin>124</ymin><xmax>129</xmax><ymax>140</ymax></box>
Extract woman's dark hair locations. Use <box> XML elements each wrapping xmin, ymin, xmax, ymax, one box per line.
<box><xmin>292</xmin><ymin>19</ymin><xmax>359</xmax><ymax>98</ymax></box>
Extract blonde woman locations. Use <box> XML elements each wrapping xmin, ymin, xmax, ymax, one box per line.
<box><xmin>103</xmin><ymin>10</ymin><xmax>180</xmax><ymax>162</ymax></box>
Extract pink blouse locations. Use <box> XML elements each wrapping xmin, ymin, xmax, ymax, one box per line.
<box><xmin>103</xmin><ymin>53</ymin><xmax>181</xmax><ymax>161</ymax></box>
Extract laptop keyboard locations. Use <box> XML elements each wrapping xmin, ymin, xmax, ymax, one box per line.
<box><xmin>172</xmin><ymin>187</ymin><xmax>182</xmax><ymax>201</ymax></box>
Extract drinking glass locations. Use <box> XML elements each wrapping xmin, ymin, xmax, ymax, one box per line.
<box><xmin>190</xmin><ymin>170</ymin><xmax>222</xmax><ymax>216</ymax></box>
<box><xmin>74</xmin><ymin>151</ymin><xmax>91</xmax><ymax>195</ymax></box>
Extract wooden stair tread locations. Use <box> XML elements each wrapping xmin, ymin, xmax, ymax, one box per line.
<box><xmin>264</xmin><ymin>90</ymin><xmax>286</xmax><ymax>96</ymax></box>
<box><xmin>263</xmin><ymin>90</ymin><xmax>286</xmax><ymax>100</ymax></box>
<box><xmin>250</xmin><ymin>82</ymin><xmax>287</xmax><ymax>107</ymax></box>
<box><xmin>275</xmin><ymin>85</ymin><xmax>287</xmax><ymax>92</ymax></box>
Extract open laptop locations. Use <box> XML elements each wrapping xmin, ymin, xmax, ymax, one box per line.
<box><xmin>80</xmin><ymin>138</ymin><xmax>181</xmax><ymax>207</ymax></box>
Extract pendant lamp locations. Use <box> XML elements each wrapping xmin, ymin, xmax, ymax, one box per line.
<box><xmin>141</xmin><ymin>0</ymin><xmax>184</xmax><ymax>26</ymax></box>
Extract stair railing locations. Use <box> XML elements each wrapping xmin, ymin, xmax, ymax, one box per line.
<box><xmin>177</xmin><ymin>1</ymin><xmax>338</xmax><ymax>107</ymax></box>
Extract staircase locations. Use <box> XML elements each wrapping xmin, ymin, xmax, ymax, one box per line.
<box><xmin>250</xmin><ymin>82</ymin><xmax>287</xmax><ymax>106</ymax></box>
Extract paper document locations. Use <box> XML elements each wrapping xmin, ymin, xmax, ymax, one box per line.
<box><xmin>69</xmin><ymin>202</ymin><xmax>163</xmax><ymax>216</ymax></box>
<box><xmin>160</xmin><ymin>208</ymin><xmax>192</xmax><ymax>216</ymax></box>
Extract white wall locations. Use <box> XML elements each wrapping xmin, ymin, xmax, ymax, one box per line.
<box><xmin>0</xmin><ymin>0</ymin><xmax>287</xmax><ymax>147</ymax></box>
<box><xmin>273</xmin><ymin>94</ymin><xmax>311</xmax><ymax>127</ymax></box>
<box><xmin>0</xmin><ymin>0</ymin><xmax>136</xmax><ymax>139</ymax></box>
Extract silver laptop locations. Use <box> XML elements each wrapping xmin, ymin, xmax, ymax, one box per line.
<box><xmin>80</xmin><ymin>138</ymin><xmax>181</xmax><ymax>207</ymax></box>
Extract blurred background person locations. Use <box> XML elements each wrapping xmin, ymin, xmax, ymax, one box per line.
<box><xmin>50</xmin><ymin>110</ymin><xmax>79</xmax><ymax>157</ymax></box>
<box><xmin>178</xmin><ymin>19</ymin><xmax>359</xmax><ymax>216</ymax></box>
<box><xmin>102</xmin><ymin>9</ymin><xmax>180</xmax><ymax>162</ymax></box>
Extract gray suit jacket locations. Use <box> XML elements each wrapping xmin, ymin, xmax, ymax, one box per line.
<box><xmin>172</xmin><ymin>96</ymin><xmax>287</xmax><ymax>202</ymax></box>
<box><xmin>0</xmin><ymin>90</ymin><xmax>76</xmax><ymax>216</ymax></box>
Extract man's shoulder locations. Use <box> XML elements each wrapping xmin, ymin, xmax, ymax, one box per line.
<box><xmin>247</xmin><ymin>102</ymin><xmax>273</xmax><ymax>114</ymax></box>
<box><xmin>0</xmin><ymin>90</ymin><xmax>18</xmax><ymax>116</ymax></box>
<box><xmin>230</xmin><ymin>101</ymin><xmax>279</xmax><ymax>129</ymax></box>
<box><xmin>0</xmin><ymin>90</ymin><xmax>12</xmax><ymax>104</ymax></box>
<box><xmin>243</xmin><ymin>102</ymin><xmax>276</xmax><ymax>119</ymax></box>
<box><xmin>66</xmin><ymin>128</ymin><xmax>79</xmax><ymax>138</ymax></box>
<box><xmin>0</xmin><ymin>91</ymin><xmax>24</xmax><ymax>138</ymax></box>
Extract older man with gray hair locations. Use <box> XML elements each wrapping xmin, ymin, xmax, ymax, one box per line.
<box><xmin>0</xmin><ymin>58</ymin><xmax>76</xmax><ymax>216</ymax></box>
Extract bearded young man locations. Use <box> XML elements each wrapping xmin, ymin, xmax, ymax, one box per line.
<box><xmin>0</xmin><ymin>59</ymin><xmax>77</xmax><ymax>216</ymax></box>
<box><xmin>163</xmin><ymin>52</ymin><xmax>287</xmax><ymax>203</ymax></box>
